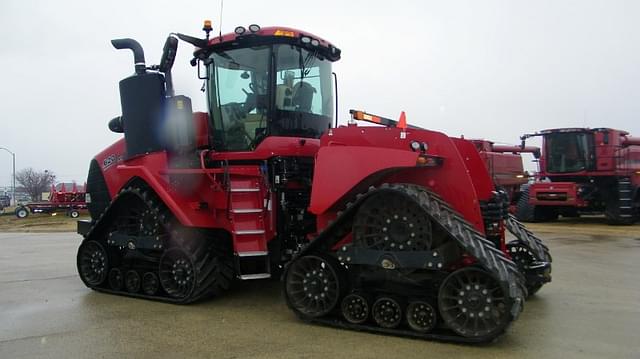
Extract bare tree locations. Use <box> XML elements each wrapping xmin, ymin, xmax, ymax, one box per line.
<box><xmin>16</xmin><ymin>168</ymin><xmax>56</xmax><ymax>202</ymax></box>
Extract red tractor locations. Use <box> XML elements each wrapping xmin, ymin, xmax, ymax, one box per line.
<box><xmin>76</xmin><ymin>23</ymin><xmax>550</xmax><ymax>343</ymax></box>
<box><xmin>517</xmin><ymin>128</ymin><xmax>640</xmax><ymax>224</ymax></box>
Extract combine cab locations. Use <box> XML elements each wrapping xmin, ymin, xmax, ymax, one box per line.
<box><xmin>518</xmin><ymin>128</ymin><xmax>640</xmax><ymax>224</ymax></box>
<box><xmin>76</xmin><ymin>23</ymin><xmax>550</xmax><ymax>343</ymax></box>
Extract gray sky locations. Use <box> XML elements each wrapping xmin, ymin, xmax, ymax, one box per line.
<box><xmin>1</xmin><ymin>0</ymin><xmax>639</xmax><ymax>186</ymax></box>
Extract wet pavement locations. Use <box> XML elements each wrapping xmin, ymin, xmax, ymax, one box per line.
<box><xmin>0</xmin><ymin>225</ymin><xmax>639</xmax><ymax>359</ymax></box>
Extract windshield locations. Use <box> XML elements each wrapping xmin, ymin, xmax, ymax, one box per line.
<box><xmin>545</xmin><ymin>132</ymin><xmax>594</xmax><ymax>173</ymax></box>
<box><xmin>207</xmin><ymin>44</ymin><xmax>333</xmax><ymax>151</ymax></box>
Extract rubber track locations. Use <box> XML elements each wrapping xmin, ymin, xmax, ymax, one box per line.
<box><xmin>505</xmin><ymin>214</ymin><xmax>552</xmax><ymax>263</ymax></box>
<box><xmin>288</xmin><ymin>183</ymin><xmax>526</xmax><ymax>343</ymax></box>
<box><xmin>79</xmin><ymin>186</ymin><xmax>233</xmax><ymax>304</ymax></box>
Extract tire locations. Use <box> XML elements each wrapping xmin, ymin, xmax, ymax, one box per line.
<box><xmin>15</xmin><ymin>206</ymin><xmax>29</xmax><ymax>219</ymax></box>
<box><xmin>605</xmin><ymin>201</ymin><xmax>636</xmax><ymax>225</ymax></box>
<box><xmin>515</xmin><ymin>185</ymin><xmax>535</xmax><ymax>222</ymax></box>
<box><xmin>515</xmin><ymin>185</ymin><xmax>557</xmax><ymax>222</ymax></box>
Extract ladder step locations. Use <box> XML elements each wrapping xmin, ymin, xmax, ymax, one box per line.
<box><xmin>231</xmin><ymin>188</ymin><xmax>260</xmax><ymax>193</ymax></box>
<box><xmin>231</xmin><ymin>208</ymin><xmax>263</xmax><ymax>214</ymax></box>
<box><xmin>239</xmin><ymin>273</ymin><xmax>271</xmax><ymax>280</ymax></box>
<box><xmin>237</xmin><ymin>251</ymin><xmax>269</xmax><ymax>257</ymax></box>
<box><xmin>235</xmin><ymin>230</ymin><xmax>265</xmax><ymax>235</ymax></box>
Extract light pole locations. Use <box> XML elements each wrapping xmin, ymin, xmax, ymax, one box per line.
<box><xmin>0</xmin><ymin>147</ymin><xmax>16</xmax><ymax>206</ymax></box>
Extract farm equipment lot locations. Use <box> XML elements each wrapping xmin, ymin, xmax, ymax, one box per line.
<box><xmin>0</xmin><ymin>223</ymin><xmax>638</xmax><ymax>359</ymax></box>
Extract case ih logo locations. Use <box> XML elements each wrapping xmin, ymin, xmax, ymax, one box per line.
<box><xmin>102</xmin><ymin>154</ymin><xmax>122</xmax><ymax>170</ymax></box>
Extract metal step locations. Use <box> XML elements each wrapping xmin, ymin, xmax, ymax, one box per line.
<box><xmin>231</xmin><ymin>188</ymin><xmax>260</xmax><ymax>193</ymax></box>
<box><xmin>239</xmin><ymin>273</ymin><xmax>271</xmax><ymax>280</ymax></box>
<box><xmin>234</xmin><ymin>229</ymin><xmax>265</xmax><ymax>235</ymax></box>
<box><xmin>237</xmin><ymin>251</ymin><xmax>269</xmax><ymax>257</ymax></box>
<box><xmin>231</xmin><ymin>208</ymin><xmax>263</xmax><ymax>214</ymax></box>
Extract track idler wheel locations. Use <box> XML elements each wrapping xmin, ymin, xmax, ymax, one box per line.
<box><xmin>142</xmin><ymin>272</ymin><xmax>160</xmax><ymax>295</ymax></box>
<box><xmin>108</xmin><ymin>268</ymin><xmax>123</xmax><ymax>290</ymax></box>
<box><xmin>371</xmin><ymin>296</ymin><xmax>403</xmax><ymax>328</ymax></box>
<box><xmin>159</xmin><ymin>248</ymin><xmax>196</xmax><ymax>300</ymax></box>
<box><xmin>341</xmin><ymin>293</ymin><xmax>370</xmax><ymax>324</ymax></box>
<box><xmin>438</xmin><ymin>267</ymin><xmax>511</xmax><ymax>339</ymax></box>
<box><xmin>406</xmin><ymin>300</ymin><xmax>437</xmax><ymax>333</ymax></box>
<box><xmin>285</xmin><ymin>254</ymin><xmax>345</xmax><ymax>318</ymax></box>
<box><xmin>507</xmin><ymin>242</ymin><xmax>543</xmax><ymax>295</ymax></box>
<box><xmin>125</xmin><ymin>270</ymin><xmax>141</xmax><ymax>293</ymax></box>
<box><xmin>77</xmin><ymin>240</ymin><xmax>109</xmax><ymax>286</ymax></box>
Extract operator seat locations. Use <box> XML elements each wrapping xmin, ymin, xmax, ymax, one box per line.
<box><xmin>292</xmin><ymin>81</ymin><xmax>316</xmax><ymax>112</ymax></box>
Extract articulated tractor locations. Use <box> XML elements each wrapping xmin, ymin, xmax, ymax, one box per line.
<box><xmin>76</xmin><ymin>23</ymin><xmax>550</xmax><ymax>342</ymax></box>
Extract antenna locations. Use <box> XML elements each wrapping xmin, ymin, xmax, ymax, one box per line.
<box><xmin>218</xmin><ymin>0</ymin><xmax>224</xmax><ymax>40</ymax></box>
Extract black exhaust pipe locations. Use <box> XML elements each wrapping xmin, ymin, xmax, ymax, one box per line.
<box><xmin>111</xmin><ymin>38</ymin><xmax>146</xmax><ymax>75</ymax></box>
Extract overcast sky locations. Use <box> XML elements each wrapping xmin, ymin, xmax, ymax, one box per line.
<box><xmin>1</xmin><ymin>0</ymin><xmax>639</xmax><ymax>186</ymax></box>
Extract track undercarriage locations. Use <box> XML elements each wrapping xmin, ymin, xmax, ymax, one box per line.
<box><xmin>77</xmin><ymin>183</ymin><xmax>545</xmax><ymax>343</ymax></box>
<box><xmin>283</xmin><ymin>184</ymin><xmax>527</xmax><ymax>343</ymax></box>
<box><xmin>77</xmin><ymin>186</ymin><xmax>234</xmax><ymax>303</ymax></box>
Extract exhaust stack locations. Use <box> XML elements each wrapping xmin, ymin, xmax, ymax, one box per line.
<box><xmin>111</xmin><ymin>38</ymin><xmax>146</xmax><ymax>75</ymax></box>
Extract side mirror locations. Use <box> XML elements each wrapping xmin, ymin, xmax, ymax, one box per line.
<box><xmin>533</xmin><ymin>149</ymin><xmax>541</xmax><ymax>159</ymax></box>
<box><xmin>520</xmin><ymin>139</ymin><xmax>526</xmax><ymax>149</ymax></box>
<box><xmin>159</xmin><ymin>36</ymin><xmax>178</xmax><ymax>73</ymax></box>
<box><xmin>108</xmin><ymin>116</ymin><xmax>124</xmax><ymax>133</ymax></box>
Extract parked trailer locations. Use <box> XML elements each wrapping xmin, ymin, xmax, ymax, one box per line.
<box><xmin>15</xmin><ymin>183</ymin><xmax>87</xmax><ymax>219</ymax></box>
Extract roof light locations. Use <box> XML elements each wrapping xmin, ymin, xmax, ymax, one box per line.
<box><xmin>248</xmin><ymin>24</ymin><xmax>261</xmax><ymax>33</ymax></box>
<box><xmin>301</xmin><ymin>36</ymin><xmax>311</xmax><ymax>44</ymax></box>
<box><xmin>310</xmin><ymin>39</ymin><xmax>319</xmax><ymax>46</ymax></box>
<box><xmin>275</xmin><ymin>29</ymin><xmax>295</xmax><ymax>37</ymax></box>
<box><xmin>234</xmin><ymin>26</ymin><xmax>246</xmax><ymax>35</ymax></box>
<box><xmin>203</xmin><ymin>20</ymin><xmax>213</xmax><ymax>32</ymax></box>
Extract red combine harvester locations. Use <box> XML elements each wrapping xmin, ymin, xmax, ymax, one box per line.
<box><xmin>470</xmin><ymin>139</ymin><xmax>540</xmax><ymax>207</ymax></box>
<box><xmin>15</xmin><ymin>183</ymin><xmax>87</xmax><ymax>219</ymax></box>
<box><xmin>517</xmin><ymin>128</ymin><xmax>640</xmax><ymax>224</ymax></box>
<box><xmin>76</xmin><ymin>23</ymin><xmax>550</xmax><ymax>343</ymax></box>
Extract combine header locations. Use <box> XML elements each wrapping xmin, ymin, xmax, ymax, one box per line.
<box><xmin>75</xmin><ymin>22</ymin><xmax>550</xmax><ymax>343</ymax></box>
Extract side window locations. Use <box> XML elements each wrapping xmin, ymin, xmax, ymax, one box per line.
<box><xmin>217</xmin><ymin>67</ymin><xmax>252</xmax><ymax>106</ymax></box>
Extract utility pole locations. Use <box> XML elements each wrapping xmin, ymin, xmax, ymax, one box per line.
<box><xmin>0</xmin><ymin>147</ymin><xmax>16</xmax><ymax>206</ymax></box>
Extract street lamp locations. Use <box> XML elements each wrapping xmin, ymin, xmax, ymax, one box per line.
<box><xmin>0</xmin><ymin>147</ymin><xmax>16</xmax><ymax>206</ymax></box>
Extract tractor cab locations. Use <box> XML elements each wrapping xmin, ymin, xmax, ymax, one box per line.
<box><xmin>195</xmin><ymin>26</ymin><xmax>341</xmax><ymax>151</ymax></box>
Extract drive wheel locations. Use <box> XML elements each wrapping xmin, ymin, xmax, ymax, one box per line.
<box><xmin>159</xmin><ymin>248</ymin><xmax>196</xmax><ymax>300</ymax></box>
<box><xmin>341</xmin><ymin>293</ymin><xmax>370</xmax><ymax>324</ymax></box>
<box><xmin>285</xmin><ymin>254</ymin><xmax>344</xmax><ymax>318</ymax></box>
<box><xmin>406</xmin><ymin>300</ymin><xmax>437</xmax><ymax>333</ymax></box>
<box><xmin>438</xmin><ymin>267</ymin><xmax>511</xmax><ymax>339</ymax></box>
<box><xmin>125</xmin><ymin>270</ymin><xmax>141</xmax><ymax>293</ymax></box>
<box><xmin>371</xmin><ymin>296</ymin><xmax>403</xmax><ymax>328</ymax></box>
<box><xmin>77</xmin><ymin>240</ymin><xmax>109</xmax><ymax>286</ymax></box>
<box><xmin>353</xmin><ymin>191</ymin><xmax>433</xmax><ymax>251</ymax></box>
